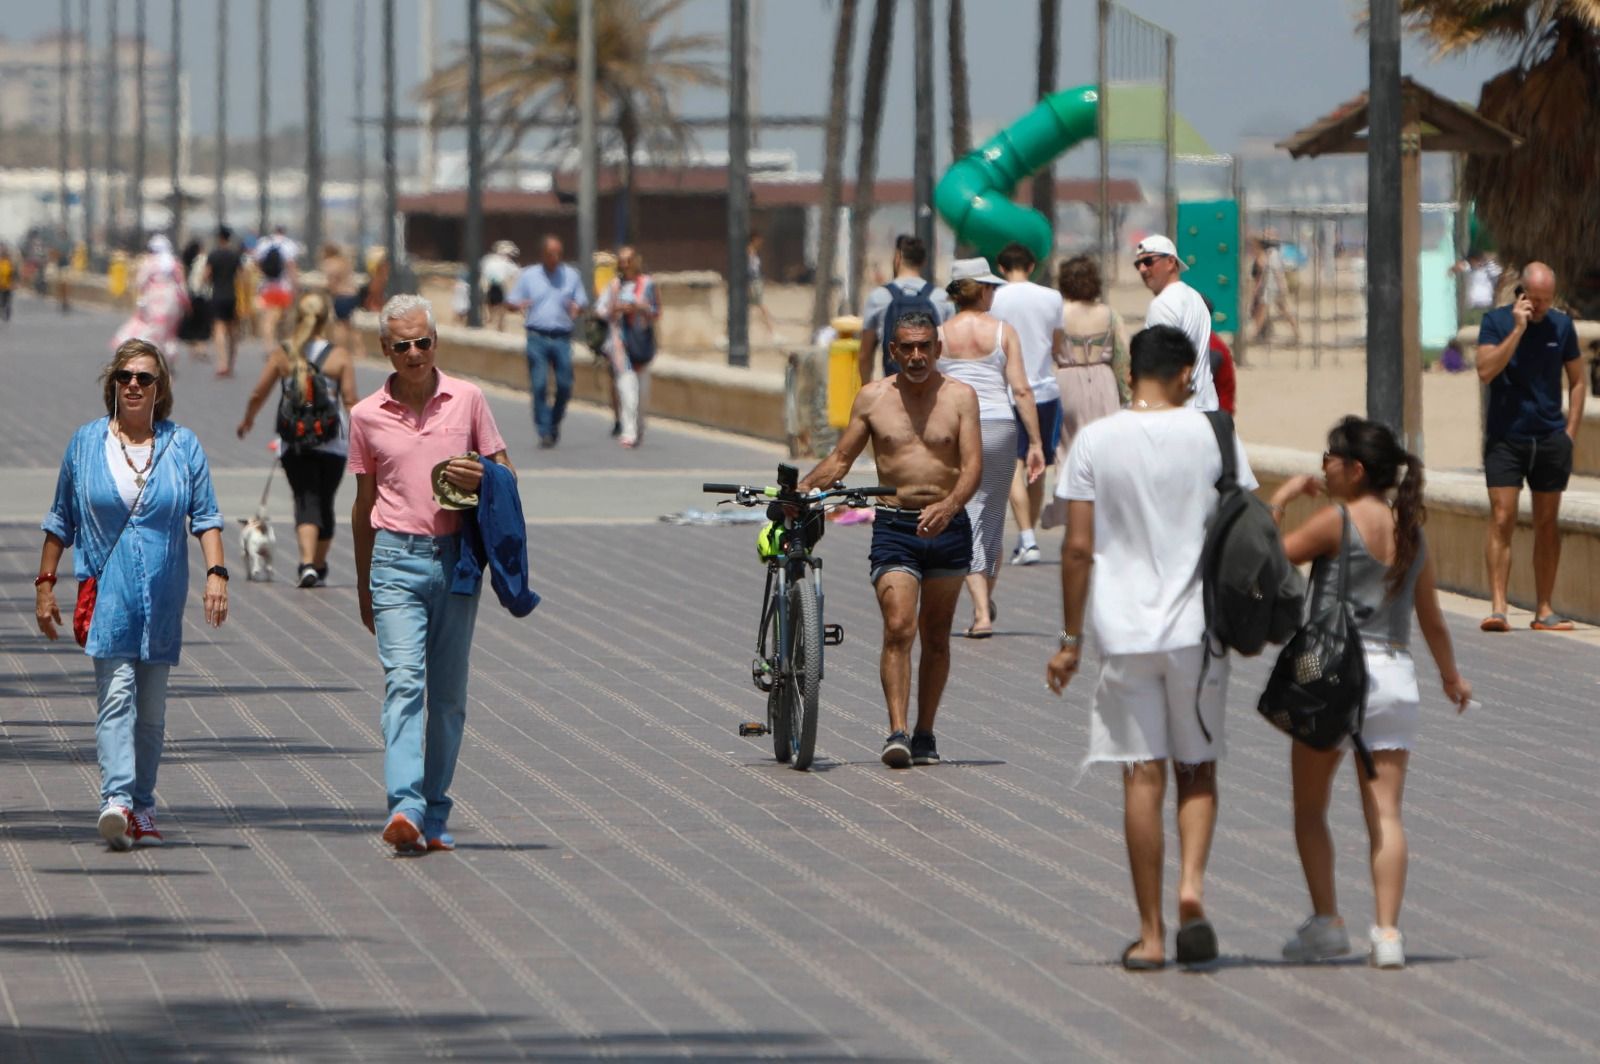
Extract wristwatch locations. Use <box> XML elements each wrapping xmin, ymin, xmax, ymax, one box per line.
<box><xmin>206</xmin><ymin>565</ymin><xmax>230</xmax><ymax>581</ymax></box>
<box><xmin>1058</xmin><ymin>631</ymin><xmax>1081</xmax><ymax>650</ymax></box>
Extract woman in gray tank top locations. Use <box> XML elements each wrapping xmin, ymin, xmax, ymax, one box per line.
<box><xmin>1268</xmin><ymin>416</ymin><xmax>1473</xmax><ymax>971</ymax></box>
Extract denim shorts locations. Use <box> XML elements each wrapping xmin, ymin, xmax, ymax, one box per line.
<box><xmin>868</xmin><ymin>507</ymin><xmax>973</xmax><ymax>584</ymax></box>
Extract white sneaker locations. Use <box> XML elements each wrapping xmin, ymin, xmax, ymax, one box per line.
<box><xmin>1009</xmin><ymin>544</ymin><xmax>1042</xmax><ymax>566</ymax></box>
<box><xmin>98</xmin><ymin>804</ymin><xmax>133</xmax><ymax>852</ymax></box>
<box><xmin>1369</xmin><ymin>926</ymin><xmax>1405</xmax><ymax>970</ymax></box>
<box><xmin>1282</xmin><ymin>915</ymin><xmax>1350</xmax><ymax>962</ymax></box>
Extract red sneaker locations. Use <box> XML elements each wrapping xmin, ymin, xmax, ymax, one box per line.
<box><xmin>129</xmin><ymin>808</ymin><xmax>164</xmax><ymax>847</ymax></box>
<box><xmin>381</xmin><ymin>812</ymin><xmax>425</xmax><ymax>854</ymax></box>
<box><xmin>425</xmin><ymin>832</ymin><xmax>456</xmax><ymax>853</ymax></box>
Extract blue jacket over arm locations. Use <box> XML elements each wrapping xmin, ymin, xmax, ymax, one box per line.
<box><xmin>451</xmin><ymin>459</ymin><xmax>540</xmax><ymax>617</ymax></box>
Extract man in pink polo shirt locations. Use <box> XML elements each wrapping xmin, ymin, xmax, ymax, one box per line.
<box><xmin>350</xmin><ymin>294</ymin><xmax>516</xmax><ymax>854</ymax></box>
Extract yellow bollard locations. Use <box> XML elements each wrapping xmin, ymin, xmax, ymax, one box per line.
<box><xmin>71</xmin><ymin>241</ymin><xmax>88</xmax><ymax>274</ymax></box>
<box><xmin>106</xmin><ymin>251</ymin><xmax>129</xmax><ymax>298</ymax></box>
<box><xmin>827</xmin><ymin>315</ymin><xmax>863</xmax><ymax>428</ymax></box>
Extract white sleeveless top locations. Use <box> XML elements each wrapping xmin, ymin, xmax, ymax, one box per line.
<box><xmin>937</xmin><ymin>323</ymin><xmax>1013</xmax><ymax>419</ymax></box>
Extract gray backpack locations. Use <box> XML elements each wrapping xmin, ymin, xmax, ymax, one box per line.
<box><xmin>1194</xmin><ymin>411</ymin><xmax>1305</xmax><ymax>739</ymax></box>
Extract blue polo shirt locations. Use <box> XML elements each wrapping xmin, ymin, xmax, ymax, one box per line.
<box><xmin>509</xmin><ymin>262</ymin><xmax>588</xmax><ymax>334</ymax></box>
<box><xmin>1478</xmin><ymin>305</ymin><xmax>1580</xmax><ymax>440</ymax></box>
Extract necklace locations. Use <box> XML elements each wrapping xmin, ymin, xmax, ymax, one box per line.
<box><xmin>1132</xmin><ymin>399</ymin><xmax>1171</xmax><ymax>410</ymax></box>
<box><xmin>114</xmin><ymin>423</ymin><xmax>154</xmax><ymax>489</ymax></box>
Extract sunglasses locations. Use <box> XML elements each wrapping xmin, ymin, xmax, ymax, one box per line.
<box><xmin>113</xmin><ymin>370</ymin><xmax>158</xmax><ymax>387</ymax></box>
<box><xmin>389</xmin><ymin>336</ymin><xmax>435</xmax><ymax>355</ymax></box>
<box><xmin>1134</xmin><ymin>256</ymin><xmax>1166</xmax><ymax>270</ymax></box>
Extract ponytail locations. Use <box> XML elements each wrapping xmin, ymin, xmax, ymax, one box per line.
<box><xmin>283</xmin><ymin>292</ymin><xmax>330</xmax><ymax>395</ymax></box>
<box><xmin>1388</xmin><ymin>451</ymin><xmax>1425</xmax><ymax>598</ymax></box>
<box><xmin>1325</xmin><ymin>415</ymin><xmax>1426</xmax><ymax>598</ymax></box>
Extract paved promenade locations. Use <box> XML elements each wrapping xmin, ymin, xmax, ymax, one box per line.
<box><xmin>2</xmin><ymin>301</ymin><xmax>1597</xmax><ymax>1062</ymax></box>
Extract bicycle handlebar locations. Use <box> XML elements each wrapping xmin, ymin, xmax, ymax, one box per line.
<box><xmin>701</xmin><ymin>482</ymin><xmax>896</xmax><ymax>504</ymax></box>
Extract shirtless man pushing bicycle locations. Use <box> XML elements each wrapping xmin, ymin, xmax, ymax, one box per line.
<box><xmin>798</xmin><ymin>311</ymin><xmax>982</xmax><ymax>768</ymax></box>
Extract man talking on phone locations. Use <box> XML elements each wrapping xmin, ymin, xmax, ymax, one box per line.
<box><xmin>1475</xmin><ymin>262</ymin><xmax>1585</xmax><ymax>632</ymax></box>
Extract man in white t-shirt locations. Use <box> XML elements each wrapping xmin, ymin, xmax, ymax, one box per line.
<box><xmin>1135</xmin><ymin>235</ymin><xmax>1216</xmax><ymax>411</ymax></box>
<box><xmin>479</xmin><ymin>240</ymin><xmax>521</xmax><ymax>331</ymax></box>
<box><xmin>989</xmin><ymin>242</ymin><xmax>1064</xmax><ymax>566</ymax></box>
<box><xmin>1046</xmin><ymin>323</ymin><xmax>1255</xmax><ymax>970</ymax></box>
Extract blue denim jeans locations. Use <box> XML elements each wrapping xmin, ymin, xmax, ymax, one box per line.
<box><xmin>93</xmin><ymin>657</ymin><xmax>171</xmax><ymax>810</ymax></box>
<box><xmin>370</xmin><ymin>530</ymin><xmax>483</xmax><ymax>835</ymax></box>
<box><xmin>525</xmin><ymin>331</ymin><xmax>575</xmax><ymax>438</ymax></box>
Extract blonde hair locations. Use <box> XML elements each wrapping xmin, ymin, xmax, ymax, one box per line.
<box><xmin>283</xmin><ymin>291</ymin><xmax>332</xmax><ymax>393</ymax></box>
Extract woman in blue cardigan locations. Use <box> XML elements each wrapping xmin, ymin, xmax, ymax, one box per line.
<box><xmin>34</xmin><ymin>338</ymin><xmax>229</xmax><ymax>850</ymax></box>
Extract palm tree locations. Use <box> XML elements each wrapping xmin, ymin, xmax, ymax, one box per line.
<box><xmin>1400</xmin><ymin>1</ymin><xmax>1600</xmax><ymax>313</ymax></box>
<box><xmin>420</xmin><ymin>0</ymin><xmax>722</xmax><ymax>244</ymax></box>
<box><xmin>847</xmin><ymin>0</ymin><xmax>897</xmax><ymax>312</ymax></box>
<box><xmin>1032</xmin><ymin>0</ymin><xmax>1059</xmax><ymax>236</ymax></box>
<box><xmin>948</xmin><ymin>0</ymin><xmax>970</xmax><ymax>160</ymax></box>
<box><xmin>810</xmin><ymin>0</ymin><xmax>858</xmax><ymax>333</ymax></box>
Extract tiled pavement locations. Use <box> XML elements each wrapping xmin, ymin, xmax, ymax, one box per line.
<box><xmin>1</xmin><ymin>301</ymin><xmax>1598</xmax><ymax>1061</ymax></box>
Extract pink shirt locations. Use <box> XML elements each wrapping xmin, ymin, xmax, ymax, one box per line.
<box><xmin>348</xmin><ymin>371</ymin><xmax>508</xmax><ymax>537</ymax></box>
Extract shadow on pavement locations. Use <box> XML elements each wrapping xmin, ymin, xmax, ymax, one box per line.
<box><xmin>0</xmin><ymin>915</ymin><xmax>350</xmax><ymax>954</ymax></box>
<box><xmin>0</xmin><ymin>1001</ymin><xmax>912</xmax><ymax>1063</ymax></box>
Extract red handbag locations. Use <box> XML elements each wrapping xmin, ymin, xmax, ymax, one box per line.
<box><xmin>73</xmin><ymin>577</ymin><xmax>97</xmax><ymax>648</ymax></box>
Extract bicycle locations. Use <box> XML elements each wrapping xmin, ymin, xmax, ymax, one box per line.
<box><xmin>702</xmin><ymin>464</ymin><xmax>890</xmax><ymax>770</ymax></box>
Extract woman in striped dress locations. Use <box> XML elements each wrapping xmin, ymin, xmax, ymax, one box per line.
<box><xmin>936</xmin><ymin>258</ymin><xmax>1045</xmax><ymax>638</ymax></box>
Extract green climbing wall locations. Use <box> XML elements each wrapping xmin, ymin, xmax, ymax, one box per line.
<box><xmin>1176</xmin><ymin>200</ymin><xmax>1241</xmax><ymax>336</ymax></box>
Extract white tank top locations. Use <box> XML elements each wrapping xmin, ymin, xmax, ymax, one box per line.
<box><xmin>937</xmin><ymin>323</ymin><xmax>1012</xmax><ymax>419</ymax></box>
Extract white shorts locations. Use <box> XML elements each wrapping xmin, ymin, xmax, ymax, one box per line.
<box><xmin>1355</xmin><ymin>644</ymin><xmax>1420</xmax><ymax>752</ymax></box>
<box><xmin>1088</xmin><ymin>645</ymin><xmax>1229</xmax><ymax>765</ymax></box>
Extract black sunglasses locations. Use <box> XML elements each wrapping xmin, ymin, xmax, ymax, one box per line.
<box><xmin>1134</xmin><ymin>256</ymin><xmax>1165</xmax><ymax>270</ymax></box>
<box><xmin>113</xmin><ymin>370</ymin><xmax>158</xmax><ymax>387</ymax></box>
<box><xmin>388</xmin><ymin>336</ymin><xmax>435</xmax><ymax>355</ymax></box>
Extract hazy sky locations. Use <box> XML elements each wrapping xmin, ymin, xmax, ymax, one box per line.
<box><xmin>7</xmin><ymin>0</ymin><xmax>1517</xmax><ymax>175</ymax></box>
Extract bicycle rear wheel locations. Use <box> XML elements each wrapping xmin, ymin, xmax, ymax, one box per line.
<box><xmin>785</xmin><ymin>579</ymin><xmax>822</xmax><ymax>770</ymax></box>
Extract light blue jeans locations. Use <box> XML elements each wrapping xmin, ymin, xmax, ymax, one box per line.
<box><xmin>525</xmin><ymin>330</ymin><xmax>575</xmax><ymax>438</ymax></box>
<box><xmin>370</xmin><ymin>530</ymin><xmax>482</xmax><ymax>836</ymax></box>
<box><xmin>93</xmin><ymin>657</ymin><xmax>172</xmax><ymax>811</ymax></box>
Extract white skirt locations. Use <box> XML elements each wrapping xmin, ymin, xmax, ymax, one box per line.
<box><xmin>1355</xmin><ymin>643</ymin><xmax>1421</xmax><ymax>752</ymax></box>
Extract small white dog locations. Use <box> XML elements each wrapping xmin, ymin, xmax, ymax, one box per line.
<box><xmin>238</xmin><ymin>509</ymin><xmax>276</xmax><ymax>582</ymax></box>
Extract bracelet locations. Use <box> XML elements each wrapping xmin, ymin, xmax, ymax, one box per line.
<box><xmin>1059</xmin><ymin>631</ymin><xmax>1081</xmax><ymax>650</ymax></box>
<box><xmin>1268</xmin><ymin>503</ymin><xmax>1287</xmax><ymax>519</ymax></box>
<box><xmin>34</xmin><ymin>572</ymin><xmax>57</xmax><ymax>588</ymax></box>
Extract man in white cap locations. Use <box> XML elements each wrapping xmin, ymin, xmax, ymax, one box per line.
<box><xmin>479</xmin><ymin>240</ymin><xmax>521</xmax><ymax>332</ymax></box>
<box><xmin>1135</xmin><ymin>235</ymin><xmax>1216</xmax><ymax>411</ymax></box>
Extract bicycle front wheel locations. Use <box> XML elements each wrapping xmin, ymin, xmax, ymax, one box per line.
<box><xmin>784</xmin><ymin>579</ymin><xmax>822</xmax><ymax>770</ymax></box>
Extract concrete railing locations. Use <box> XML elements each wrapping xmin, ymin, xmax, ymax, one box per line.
<box><xmin>1251</xmin><ymin>443</ymin><xmax>1600</xmax><ymax>624</ymax></box>
<box><xmin>351</xmin><ymin>313</ymin><xmax>788</xmax><ymax>443</ymax></box>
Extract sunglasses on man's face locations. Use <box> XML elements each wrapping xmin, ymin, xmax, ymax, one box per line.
<box><xmin>388</xmin><ymin>336</ymin><xmax>435</xmax><ymax>355</ymax></box>
<box><xmin>113</xmin><ymin>370</ymin><xmax>158</xmax><ymax>387</ymax></box>
<box><xmin>1134</xmin><ymin>256</ymin><xmax>1165</xmax><ymax>270</ymax></box>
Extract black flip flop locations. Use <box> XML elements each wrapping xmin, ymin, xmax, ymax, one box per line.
<box><xmin>1120</xmin><ymin>940</ymin><xmax>1165</xmax><ymax>971</ymax></box>
<box><xmin>1174</xmin><ymin>918</ymin><xmax>1218</xmax><ymax>965</ymax></box>
<box><xmin>964</xmin><ymin>623</ymin><xmax>993</xmax><ymax>640</ymax></box>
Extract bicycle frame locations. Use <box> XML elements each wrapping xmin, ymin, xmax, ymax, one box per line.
<box><xmin>755</xmin><ymin>515</ymin><xmax>827</xmax><ymax>692</ymax></box>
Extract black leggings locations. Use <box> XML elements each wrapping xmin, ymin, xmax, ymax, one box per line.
<box><xmin>280</xmin><ymin>451</ymin><xmax>347</xmax><ymax>540</ymax></box>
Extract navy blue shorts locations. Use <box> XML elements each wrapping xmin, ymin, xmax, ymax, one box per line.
<box><xmin>1016</xmin><ymin>398</ymin><xmax>1062</xmax><ymax>464</ymax></box>
<box><xmin>869</xmin><ymin>507</ymin><xmax>973</xmax><ymax>584</ymax></box>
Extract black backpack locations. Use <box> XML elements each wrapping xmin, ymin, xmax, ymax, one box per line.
<box><xmin>1193</xmin><ymin>411</ymin><xmax>1305</xmax><ymax>740</ymax></box>
<box><xmin>275</xmin><ymin>341</ymin><xmax>342</xmax><ymax>452</ymax></box>
<box><xmin>879</xmin><ymin>280</ymin><xmax>938</xmax><ymax>377</ymax></box>
<box><xmin>1258</xmin><ymin>507</ymin><xmax>1376</xmax><ymax>778</ymax></box>
<box><xmin>259</xmin><ymin>243</ymin><xmax>286</xmax><ymax>280</ymax></box>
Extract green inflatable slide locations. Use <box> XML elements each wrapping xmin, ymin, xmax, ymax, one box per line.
<box><xmin>934</xmin><ymin>85</ymin><xmax>1099</xmax><ymax>266</ymax></box>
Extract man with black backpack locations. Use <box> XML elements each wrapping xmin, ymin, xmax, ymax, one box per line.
<box><xmin>254</xmin><ymin>225</ymin><xmax>300</xmax><ymax>345</ymax></box>
<box><xmin>857</xmin><ymin>236</ymin><xmax>952</xmax><ymax>385</ymax></box>
<box><xmin>1045</xmin><ymin>324</ymin><xmax>1259</xmax><ymax>971</ymax></box>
